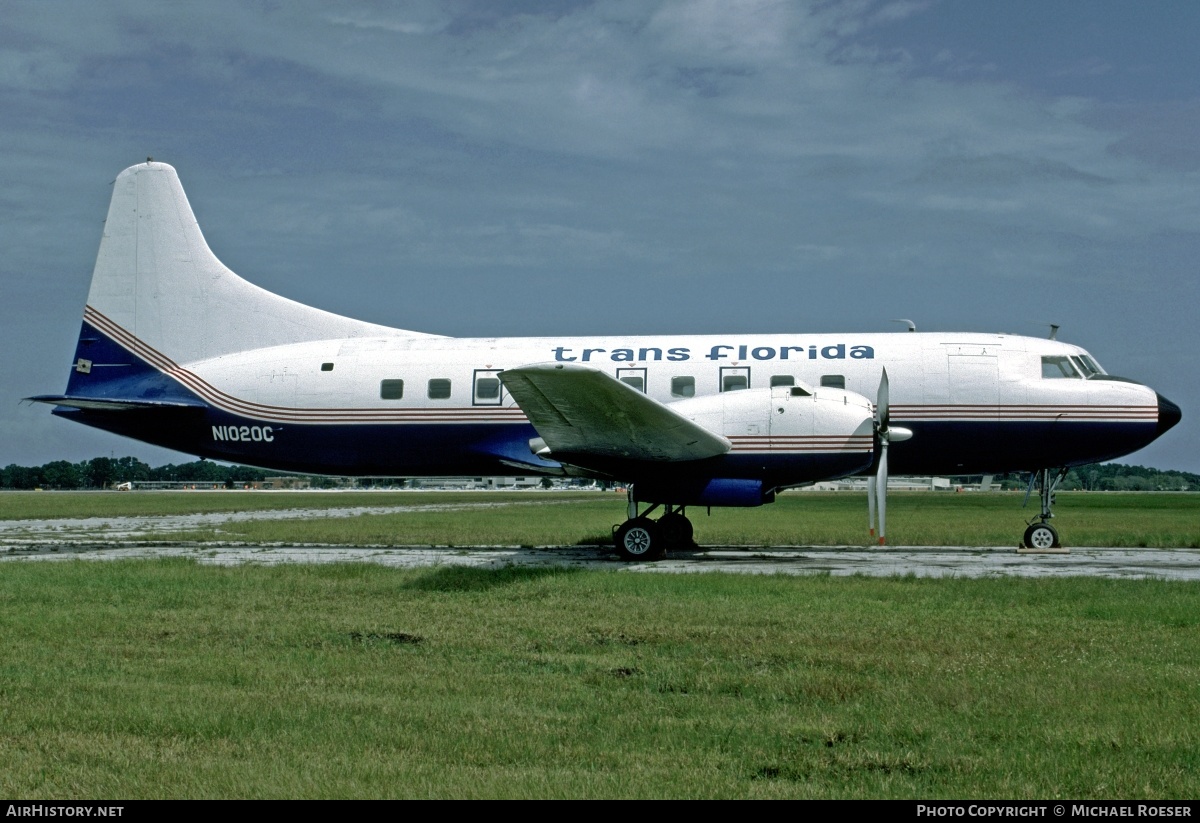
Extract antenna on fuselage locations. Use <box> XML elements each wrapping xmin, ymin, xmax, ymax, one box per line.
<box><xmin>1048</xmin><ymin>324</ymin><xmax>1059</xmax><ymax>340</ymax></box>
<box><xmin>891</xmin><ymin>319</ymin><xmax>916</xmax><ymax>332</ymax></box>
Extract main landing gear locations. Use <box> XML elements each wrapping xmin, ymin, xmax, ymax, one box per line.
<box><xmin>613</xmin><ymin>499</ymin><xmax>695</xmax><ymax>562</ymax></box>
<box><xmin>1022</xmin><ymin>467</ymin><xmax>1067</xmax><ymax>550</ymax></box>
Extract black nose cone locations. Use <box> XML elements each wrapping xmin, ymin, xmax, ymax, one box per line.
<box><xmin>1157</xmin><ymin>393</ymin><xmax>1182</xmax><ymax>437</ymax></box>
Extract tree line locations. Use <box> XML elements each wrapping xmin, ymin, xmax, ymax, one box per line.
<box><xmin>1</xmin><ymin>455</ymin><xmax>1197</xmax><ymax>491</ymax></box>
<box><xmin>1012</xmin><ymin>463</ymin><xmax>1199</xmax><ymax>492</ymax></box>
<box><xmin>1</xmin><ymin>456</ymin><xmax>275</xmax><ymax>490</ymax></box>
<box><xmin>953</xmin><ymin>465</ymin><xmax>1198</xmax><ymax>492</ymax></box>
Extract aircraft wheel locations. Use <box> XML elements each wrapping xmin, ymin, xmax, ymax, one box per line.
<box><xmin>1023</xmin><ymin>522</ymin><xmax>1060</xmax><ymax>550</ymax></box>
<box><xmin>614</xmin><ymin>518</ymin><xmax>665</xmax><ymax>561</ymax></box>
<box><xmin>658</xmin><ymin>512</ymin><xmax>694</xmax><ymax>550</ymax></box>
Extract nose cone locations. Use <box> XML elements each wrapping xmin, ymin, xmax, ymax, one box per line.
<box><xmin>1157</xmin><ymin>393</ymin><xmax>1182</xmax><ymax>437</ymax></box>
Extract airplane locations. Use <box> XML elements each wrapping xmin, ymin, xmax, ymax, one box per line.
<box><xmin>29</xmin><ymin>161</ymin><xmax>1181</xmax><ymax>559</ymax></box>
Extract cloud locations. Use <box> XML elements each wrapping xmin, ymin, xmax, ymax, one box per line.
<box><xmin>869</xmin><ymin>1</ymin><xmax>932</xmax><ymax>26</ymax></box>
<box><xmin>646</xmin><ymin>0</ymin><xmax>798</xmax><ymax>64</ymax></box>
<box><xmin>1096</xmin><ymin>101</ymin><xmax>1200</xmax><ymax>172</ymax></box>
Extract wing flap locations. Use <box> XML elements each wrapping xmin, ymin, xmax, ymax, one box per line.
<box><xmin>500</xmin><ymin>363</ymin><xmax>730</xmax><ymax>463</ymax></box>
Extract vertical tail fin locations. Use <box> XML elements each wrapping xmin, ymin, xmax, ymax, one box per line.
<box><xmin>86</xmin><ymin>161</ymin><xmax>432</xmax><ymax>366</ymax></box>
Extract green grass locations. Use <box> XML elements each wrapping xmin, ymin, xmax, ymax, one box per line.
<box><xmin>1</xmin><ymin>561</ymin><xmax>1197</xmax><ymax>798</ymax></box>
<box><xmin>101</xmin><ymin>491</ymin><xmax>1200</xmax><ymax>548</ymax></box>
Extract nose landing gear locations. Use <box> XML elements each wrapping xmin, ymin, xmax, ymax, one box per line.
<box><xmin>1022</xmin><ymin>467</ymin><xmax>1067</xmax><ymax>551</ymax></box>
<box><xmin>1022</xmin><ymin>520</ymin><xmax>1060</xmax><ymax>550</ymax></box>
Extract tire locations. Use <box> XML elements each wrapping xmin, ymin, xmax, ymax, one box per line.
<box><xmin>614</xmin><ymin>518</ymin><xmax>665</xmax><ymax>561</ymax></box>
<box><xmin>1023</xmin><ymin>522</ymin><xmax>1060</xmax><ymax>550</ymax></box>
<box><xmin>657</xmin><ymin>512</ymin><xmax>694</xmax><ymax>550</ymax></box>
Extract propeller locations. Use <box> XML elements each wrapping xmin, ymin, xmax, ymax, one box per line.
<box><xmin>868</xmin><ymin>368</ymin><xmax>912</xmax><ymax>545</ymax></box>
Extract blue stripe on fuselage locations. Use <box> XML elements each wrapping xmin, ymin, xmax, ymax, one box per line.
<box><xmin>64</xmin><ymin>320</ymin><xmax>202</xmax><ymax>406</ymax></box>
<box><xmin>887</xmin><ymin>419</ymin><xmax>1162</xmax><ymax>473</ymax></box>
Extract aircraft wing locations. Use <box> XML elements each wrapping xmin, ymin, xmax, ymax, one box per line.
<box><xmin>500</xmin><ymin>363</ymin><xmax>730</xmax><ymax>463</ymax></box>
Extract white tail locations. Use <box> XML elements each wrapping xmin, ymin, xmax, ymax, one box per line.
<box><xmin>86</xmin><ymin>161</ymin><xmax>434</xmax><ymax>365</ymax></box>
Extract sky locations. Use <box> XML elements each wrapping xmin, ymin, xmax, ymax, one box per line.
<box><xmin>2</xmin><ymin>0</ymin><xmax>1198</xmax><ymax>472</ymax></box>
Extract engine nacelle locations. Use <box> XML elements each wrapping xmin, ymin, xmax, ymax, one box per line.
<box><xmin>669</xmin><ymin>382</ymin><xmax>876</xmax><ymax>445</ymax></box>
<box><xmin>631</xmin><ymin>384</ymin><xmax>876</xmax><ymax>507</ymax></box>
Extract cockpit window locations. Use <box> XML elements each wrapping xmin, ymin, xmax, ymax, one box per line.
<box><xmin>1071</xmin><ymin>356</ymin><xmax>1098</xmax><ymax>378</ymax></box>
<box><xmin>1042</xmin><ymin>356</ymin><xmax>1080</xmax><ymax>379</ymax></box>
<box><xmin>1080</xmin><ymin>354</ymin><xmax>1105</xmax><ymax>375</ymax></box>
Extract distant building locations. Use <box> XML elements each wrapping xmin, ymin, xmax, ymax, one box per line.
<box><xmin>253</xmin><ymin>476</ymin><xmax>312</xmax><ymax>490</ymax></box>
<box><xmin>801</xmin><ymin>476</ymin><xmax>954</xmax><ymax>492</ymax></box>
<box><xmin>406</xmin><ymin>476</ymin><xmax>544</xmax><ymax>490</ymax></box>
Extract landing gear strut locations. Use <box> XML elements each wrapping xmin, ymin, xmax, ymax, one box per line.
<box><xmin>1022</xmin><ymin>467</ymin><xmax>1067</xmax><ymax>550</ymax></box>
<box><xmin>613</xmin><ymin>494</ymin><xmax>695</xmax><ymax>561</ymax></box>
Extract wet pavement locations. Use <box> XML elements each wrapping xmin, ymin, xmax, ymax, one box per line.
<box><xmin>5</xmin><ymin>539</ymin><xmax>1200</xmax><ymax>580</ymax></box>
<box><xmin>3</xmin><ymin>505</ymin><xmax>1198</xmax><ymax>580</ymax></box>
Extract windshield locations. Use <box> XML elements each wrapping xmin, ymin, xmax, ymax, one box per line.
<box><xmin>1079</xmin><ymin>354</ymin><xmax>1105</xmax><ymax>375</ymax></box>
<box><xmin>1041</xmin><ymin>356</ymin><xmax>1080</xmax><ymax>379</ymax></box>
<box><xmin>1071</xmin><ymin>356</ymin><xmax>1097</xmax><ymax>377</ymax></box>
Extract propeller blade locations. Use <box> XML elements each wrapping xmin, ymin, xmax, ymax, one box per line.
<box><xmin>877</xmin><ymin>367</ymin><xmax>890</xmax><ymax>434</ymax></box>
<box><xmin>867</xmin><ymin>474</ymin><xmax>877</xmax><ymax>537</ymax></box>
<box><xmin>877</xmin><ymin>437</ymin><xmax>888</xmax><ymax>545</ymax></box>
<box><xmin>866</xmin><ymin>368</ymin><xmax>907</xmax><ymax>544</ymax></box>
<box><xmin>872</xmin><ymin>367</ymin><xmax>892</xmax><ymax>545</ymax></box>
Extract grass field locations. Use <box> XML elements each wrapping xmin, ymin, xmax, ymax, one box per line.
<box><xmin>1</xmin><ymin>560</ymin><xmax>1197</xmax><ymax>799</ymax></box>
<box><xmin>2</xmin><ymin>492</ymin><xmax>1199</xmax><ymax>798</ymax></box>
<box><xmin>3</xmin><ymin>490</ymin><xmax>1197</xmax><ymax>548</ymax></box>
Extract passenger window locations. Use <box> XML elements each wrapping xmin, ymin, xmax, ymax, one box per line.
<box><xmin>428</xmin><ymin>378</ymin><xmax>452</xmax><ymax>399</ymax></box>
<box><xmin>472</xmin><ymin>370</ymin><xmax>504</xmax><ymax>406</ymax></box>
<box><xmin>1041</xmin><ymin>357</ymin><xmax>1079</xmax><ymax>379</ymax></box>
<box><xmin>616</xmin><ymin>368</ymin><xmax>646</xmax><ymax>393</ymax></box>
<box><xmin>770</xmin><ymin>375</ymin><xmax>795</xmax><ymax>388</ymax></box>
<box><xmin>821</xmin><ymin>375</ymin><xmax>846</xmax><ymax>389</ymax></box>
<box><xmin>380</xmin><ymin>379</ymin><xmax>404</xmax><ymax>400</ymax></box>
<box><xmin>671</xmin><ymin>376</ymin><xmax>695</xmax><ymax>398</ymax></box>
<box><xmin>719</xmin><ymin>367</ymin><xmax>750</xmax><ymax>392</ymax></box>
<box><xmin>320</xmin><ymin>362</ymin><xmax>334</xmax><ymax>372</ymax></box>
<box><xmin>475</xmin><ymin>377</ymin><xmax>500</xmax><ymax>400</ymax></box>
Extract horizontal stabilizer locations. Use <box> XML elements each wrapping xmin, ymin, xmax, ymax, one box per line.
<box><xmin>500</xmin><ymin>363</ymin><xmax>730</xmax><ymax>464</ymax></box>
<box><xmin>25</xmin><ymin>395</ymin><xmax>207</xmax><ymax>412</ymax></box>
